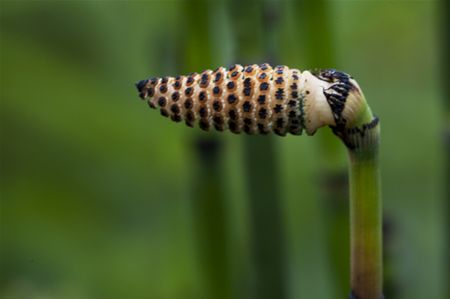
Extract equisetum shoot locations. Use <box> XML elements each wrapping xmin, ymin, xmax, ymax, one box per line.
<box><xmin>135</xmin><ymin>63</ymin><xmax>383</xmax><ymax>299</ymax></box>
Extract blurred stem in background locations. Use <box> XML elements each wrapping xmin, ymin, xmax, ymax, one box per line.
<box><xmin>228</xmin><ymin>0</ymin><xmax>287</xmax><ymax>299</ymax></box>
<box><xmin>182</xmin><ymin>1</ymin><xmax>231</xmax><ymax>298</ymax></box>
<box><xmin>192</xmin><ymin>138</ymin><xmax>231</xmax><ymax>299</ymax></box>
<box><xmin>294</xmin><ymin>1</ymin><xmax>349</xmax><ymax>297</ymax></box>
<box><xmin>441</xmin><ymin>0</ymin><xmax>449</xmax><ymax>296</ymax></box>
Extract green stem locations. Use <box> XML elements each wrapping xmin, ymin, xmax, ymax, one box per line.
<box><xmin>193</xmin><ymin>139</ymin><xmax>231</xmax><ymax>299</ymax></box>
<box><xmin>348</xmin><ymin>146</ymin><xmax>382</xmax><ymax>299</ymax></box>
<box><xmin>228</xmin><ymin>1</ymin><xmax>287</xmax><ymax>298</ymax></box>
<box><xmin>339</xmin><ymin>108</ymin><xmax>383</xmax><ymax>299</ymax></box>
<box><xmin>244</xmin><ymin>135</ymin><xmax>286</xmax><ymax>299</ymax></box>
<box><xmin>440</xmin><ymin>0</ymin><xmax>450</xmax><ymax>295</ymax></box>
<box><xmin>296</xmin><ymin>1</ymin><xmax>350</xmax><ymax>295</ymax></box>
<box><xmin>182</xmin><ymin>1</ymin><xmax>232</xmax><ymax>298</ymax></box>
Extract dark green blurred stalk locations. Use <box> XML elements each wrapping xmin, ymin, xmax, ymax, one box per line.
<box><xmin>228</xmin><ymin>1</ymin><xmax>287</xmax><ymax>299</ymax></box>
<box><xmin>182</xmin><ymin>1</ymin><xmax>231</xmax><ymax>298</ymax></box>
<box><xmin>441</xmin><ymin>0</ymin><xmax>450</xmax><ymax>296</ymax></box>
<box><xmin>295</xmin><ymin>1</ymin><xmax>342</xmax><ymax>163</ymax></box>
<box><xmin>192</xmin><ymin>139</ymin><xmax>231</xmax><ymax>299</ymax></box>
<box><xmin>294</xmin><ymin>1</ymin><xmax>349</xmax><ymax>296</ymax></box>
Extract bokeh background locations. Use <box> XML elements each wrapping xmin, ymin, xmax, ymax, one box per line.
<box><xmin>1</xmin><ymin>0</ymin><xmax>448</xmax><ymax>299</ymax></box>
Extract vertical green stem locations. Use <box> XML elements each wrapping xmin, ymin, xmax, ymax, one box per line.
<box><xmin>295</xmin><ymin>1</ymin><xmax>350</xmax><ymax>296</ymax></box>
<box><xmin>193</xmin><ymin>139</ymin><xmax>231</xmax><ymax>299</ymax></box>
<box><xmin>228</xmin><ymin>1</ymin><xmax>287</xmax><ymax>298</ymax></box>
<box><xmin>344</xmin><ymin>120</ymin><xmax>383</xmax><ymax>299</ymax></box>
<box><xmin>440</xmin><ymin>0</ymin><xmax>450</xmax><ymax>295</ymax></box>
<box><xmin>182</xmin><ymin>1</ymin><xmax>231</xmax><ymax>298</ymax></box>
<box><xmin>244</xmin><ymin>135</ymin><xmax>286</xmax><ymax>299</ymax></box>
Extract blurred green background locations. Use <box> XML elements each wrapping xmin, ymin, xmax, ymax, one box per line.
<box><xmin>0</xmin><ymin>0</ymin><xmax>447</xmax><ymax>299</ymax></box>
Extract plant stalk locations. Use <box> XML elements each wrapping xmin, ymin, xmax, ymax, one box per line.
<box><xmin>228</xmin><ymin>0</ymin><xmax>287</xmax><ymax>298</ymax></box>
<box><xmin>338</xmin><ymin>108</ymin><xmax>383</xmax><ymax>299</ymax></box>
<box><xmin>182</xmin><ymin>1</ymin><xmax>232</xmax><ymax>298</ymax></box>
<box><xmin>296</xmin><ymin>1</ymin><xmax>350</xmax><ymax>295</ymax></box>
<box><xmin>348</xmin><ymin>143</ymin><xmax>382</xmax><ymax>299</ymax></box>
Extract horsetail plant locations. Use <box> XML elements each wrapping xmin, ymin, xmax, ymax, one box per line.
<box><xmin>135</xmin><ymin>64</ymin><xmax>383</xmax><ymax>299</ymax></box>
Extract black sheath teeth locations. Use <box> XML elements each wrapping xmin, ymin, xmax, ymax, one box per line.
<box><xmin>312</xmin><ymin>68</ymin><xmax>357</xmax><ymax>128</ymax></box>
<box><xmin>332</xmin><ymin>85</ymin><xmax>349</xmax><ymax>95</ymax></box>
